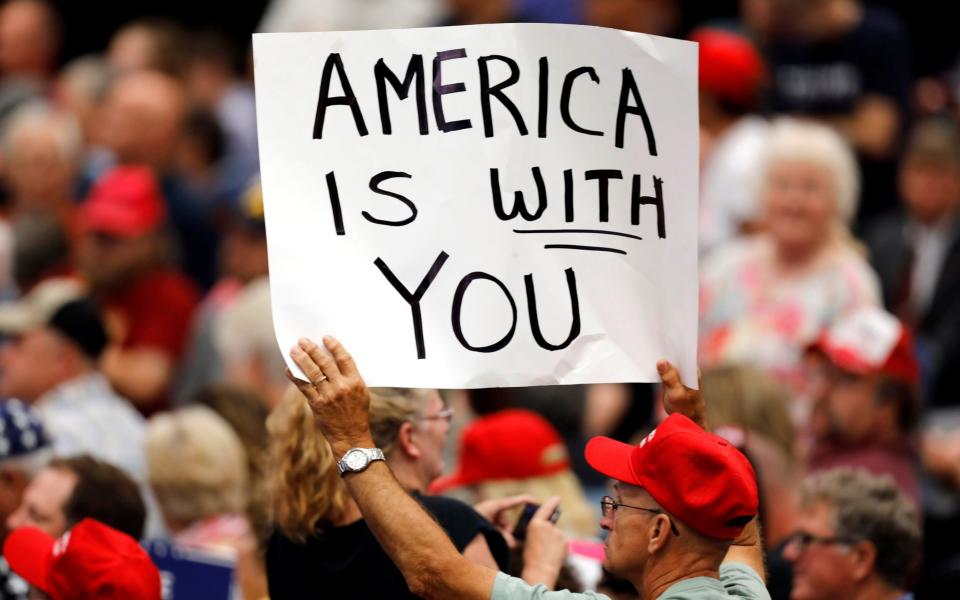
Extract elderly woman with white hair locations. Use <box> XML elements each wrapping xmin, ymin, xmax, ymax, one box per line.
<box><xmin>699</xmin><ymin>118</ymin><xmax>881</xmax><ymax>398</ymax></box>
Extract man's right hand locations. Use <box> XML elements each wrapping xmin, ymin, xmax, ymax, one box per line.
<box><xmin>287</xmin><ymin>336</ymin><xmax>374</xmax><ymax>455</ymax></box>
<box><xmin>657</xmin><ymin>360</ymin><xmax>709</xmax><ymax>430</ymax></box>
<box><xmin>520</xmin><ymin>496</ymin><xmax>566</xmax><ymax>589</ymax></box>
<box><xmin>473</xmin><ymin>494</ymin><xmax>538</xmax><ymax>548</ymax></box>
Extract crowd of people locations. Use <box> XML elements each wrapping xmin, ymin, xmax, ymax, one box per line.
<box><xmin>0</xmin><ymin>0</ymin><xmax>958</xmax><ymax>598</ymax></box>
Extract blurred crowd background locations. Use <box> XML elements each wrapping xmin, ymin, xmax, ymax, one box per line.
<box><xmin>0</xmin><ymin>0</ymin><xmax>958</xmax><ymax>599</ymax></box>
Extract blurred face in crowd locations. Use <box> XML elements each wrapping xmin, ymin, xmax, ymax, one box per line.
<box><xmin>899</xmin><ymin>156</ymin><xmax>960</xmax><ymax>226</ymax></box>
<box><xmin>77</xmin><ymin>232</ymin><xmax>161</xmax><ymax>291</ymax></box>
<box><xmin>6</xmin><ymin>466</ymin><xmax>76</xmax><ymax>537</ymax></box>
<box><xmin>806</xmin><ymin>355</ymin><xmax>881</xmax><ymax>444</ymax></box>
<box><xmin>411</xmin><ymin>391</ymin><xmax>452</xmax><ymax>485</ymax></box>
<box><xmin>0</xmin><ymin>329</ymin><xmax>77</xmax><ymax>402</ymax></box>
<box><xmin>107</xmin><ymin>24</ymin><xmax>157</xmax><ymax>74</ymax></box>
<box><xmin>583</xmin><ymin>0</ymin><xmax>679</xmax><ymax>35</ymax></box>
<box><xmin>739</xmin><ymin>0</ymin><xmax>774</xmax><ymax>40</ymax></box>
<box><xmin>4</xmin><ymin>122</ymin><xmax>77</xmax><ymax>213</ymax></box>
<box><xmin>98</xmin><ymin>71</ymin><xmax>186</xmax><ymax>170</ymax></box>
<box><xmin>0</xmin><ymin>463</ymin><xmax>30</xmax><ymax>542</ymax></box>
<box><xmin>0</xmin><ymin>0</ymin><xmax>57</xmax><ymax>77</ymax></box>
<box><xmin>770</xmin><ymin>0</ymin><xmax>855</xmax><ymax>41</ymax></box>
<box><xmin>762</xmin><ymin>160</ymin><xmax>836</xmax><ymax>257</ymax></box>
<box><xmin>221</xmin><ymin>227</ymin><xmax>268</xmax><ymax>283</ymax></box>
<box><xmin>784</xmin><ymin>501</ymin><xmax>862</xmax><ymax>600</ymax></box>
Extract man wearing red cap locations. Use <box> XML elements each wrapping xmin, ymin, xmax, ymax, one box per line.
<box><xmin>286</xmin><ymin>336</ymin><xmax>769</xmax><ymax>600</ymax></box>
<box><xmin>805</xmin><ymin>306</ymin><xmax>921</xmax><ymax>504</ymax></box>
<box><xmin>76</xmin><ymin>165</ymin><xmax>199</xmax><ymax>414</ymax></box>
<box><xmin>2</xmin><ymin>518</ymin><xmax>160</xmax><ymax>600</ymax></box>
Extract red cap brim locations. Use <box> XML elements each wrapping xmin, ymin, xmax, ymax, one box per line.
<box><xmin>3</xmin><ymin>527</ymin><xmax>54</xmax><ymax>591</ymax></box>
<box><xmin>585</xmin><ymin>436</ymin><xmax>640</xmax><ymax>486</ymax></box>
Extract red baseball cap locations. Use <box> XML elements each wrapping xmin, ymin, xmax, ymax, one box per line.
<box><xmin>430</xmin><ymin>409</ymin><xmax>571</xmax><ymax>494</ymax></box>
<box><xmin>80</xmin><ymin>166</ymin><xmax>167</xmax><ymax>238</ymax></box>
<box><xmin>3</xmin><ymin>518</ymin><xmax>161</xmax><ymax>600</ymax></box>
<box><xmin>585</xmin><ymin>413</ymin><xmax>758</xmax><ymax>540</ymax></box>
<box><xmin>691</xmin><ymin>28</ymin><xmax>766</xmax><ymax>111</ymax></box>
<box><xmin>808</xmin><ymin>306</ymin><xmax>919</xmax><ymax>386</ymax></box>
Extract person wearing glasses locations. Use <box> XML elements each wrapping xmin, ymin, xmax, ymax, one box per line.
<box><xmin>285</xmin><ymin>336</ymin><xmax>770</xmax><ymax>600</ymax></box>
<box><xmin>783</xmin><ymin>468</ymin><xmax>920</xmax><ymax>600</ymax></box>
<box><xmin>264</xmin><ymin>384</ymin><xmax>557</xmax><ymax>599</ymax></box>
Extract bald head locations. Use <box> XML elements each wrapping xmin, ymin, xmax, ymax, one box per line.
<box><xmin>99</xmin><ymin>70</ymin><xmax>187</xmax><ymax>170</ymax></box>
<box><xmin>0</xmin><ymin>0</ymin><xmax>60</xmax><ymax>77</ymax></box>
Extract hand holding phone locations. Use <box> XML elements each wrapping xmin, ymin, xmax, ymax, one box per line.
<box><xmin>512</xmin><ymin>502</ymin><xmax>561</xmax><ymax>541</ymax></box>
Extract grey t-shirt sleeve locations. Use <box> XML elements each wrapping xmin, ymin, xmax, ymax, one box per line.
<box><xmin>719</xmin><ymin>563</ymin><xmax>770</xmax><ymax>600</ymax></box>
<box><xmin>491</xmin><ymin>573</ymin><xmax>611</xmax><ymax>600</ymax></box>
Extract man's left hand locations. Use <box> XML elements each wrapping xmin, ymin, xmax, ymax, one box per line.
<box><xmin>286</xmin><ymin>336</ymin><xmax>373</xmax><ymax>454</ymax></box>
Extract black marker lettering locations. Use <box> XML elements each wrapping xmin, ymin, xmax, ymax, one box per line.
<box><xmin>374</xmin><ymin>251</ymin><xmax>449</xmax><ymax>359</ymax></box>
<box><xmin>525</xmin><ymin>268</ymin><xmax>581</xmax><ymax>351</ymax></box>
<box><xmin>560</xmin><ymin>67</ymin><xmax>603</xmax><ymax>136</ymax></box>
<box><xmin>325</xmin><ymin>171</ymin><xmax>345</xmax><ymax>235</ymax></box>
<box><xmin>374</xmin><ymin>55</ymin><xmax>428</xmax><ymax>135</ymax></box>
<box><xmin>631</xmin><ymin>174</ymin><xmax>666</xmax><ymax>238</ymax></box>
<box><xmin>451</xmin><ymin>272</ymin><xmax>517</xmax><ymax>352</ymax></box>
<box><xmin>363</xmin><ymin>171</ymin><xmax>417</xmax><ymax>227</ymax></box>
<box><xmin>313</xmin><ymin>53</ymin><xmax>368</xmax><ymax>139</ymax></box>
<box><xmin>478</xmin><ymin>54</ymin><xmax>528</xmax><ymax>137</ymax></box>
<box><xmin>615</xmin><ymin>68</ymin><xmax>657</xmax><ymax>153</ymax></box>
<box><xmin>538</xmin><ymin>57</ymin><xmax>549</xmax><ymax>138</ymax></box>
<box><xmin>585</xmin><ymin>169</ymin><xmax>623</xmax><ymax>222</ymax></box>
<box><xmin>490</xmin><ymin>167</ymin><xmax>548</xmax><ymax>221</ymax></box>
<box><xmin>432</xmin><ymin>49</ymin><xmax>472</xmax><ymax>132</ymax></box>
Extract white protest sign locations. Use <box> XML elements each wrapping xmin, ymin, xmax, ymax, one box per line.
<box><xmin>253</xmin><ymin>24</ymin><xmax>698</xmax><ymax>388</ymax></box>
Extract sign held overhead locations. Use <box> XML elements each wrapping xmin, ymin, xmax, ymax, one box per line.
<box><xmin>253</xmin><ymin>23</ymin><xmax>699</xmax><ymax>388</ymax></box>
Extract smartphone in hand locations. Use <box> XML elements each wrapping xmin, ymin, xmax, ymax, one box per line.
<box><xmin>512</xmin><ymin>502</ymin><xmax>561</xmax><ymax>541</ymax></box>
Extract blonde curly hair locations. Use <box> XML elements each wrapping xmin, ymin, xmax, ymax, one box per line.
<box><xmin>267</xmin><ymin>385</ymin><xmax>434</xmax><ymax>541</ymax></box>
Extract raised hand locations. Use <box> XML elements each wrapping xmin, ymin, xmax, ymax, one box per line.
<box><xmin>286</xmin><ymin>336</ymin><xmax>373</xmax><ymax>454</ymax></box>
<box><xmin>657</xmin><ymin>360</ymin><xmax>709</xmax><ymax>430</ymax></box>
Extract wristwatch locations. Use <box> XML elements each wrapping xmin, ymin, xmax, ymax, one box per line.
<box><xmin>337</xmin><ymin>448</ymin><xmax>386</xmax><ymax>476</ymax></box>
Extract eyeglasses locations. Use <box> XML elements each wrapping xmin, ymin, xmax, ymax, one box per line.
<box><xmin>600</xmin><ymin>496</ymin><xmax>680</xmax><ymax>536</ymax></box>
<box><xmin>419</xmin><ymin>407</ymin><xmax>455</xmax><ymax>423</ymax></box>
<box><xmin>784</xmin><ymin>531</ymin><xmax>857</xmax><ymax>553</ymax></box>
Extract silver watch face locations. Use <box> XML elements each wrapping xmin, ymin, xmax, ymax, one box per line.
<box><xmin>344</xmin><ymin>449</ymin><xmax>368</xmax><ymax>470</ymax></box>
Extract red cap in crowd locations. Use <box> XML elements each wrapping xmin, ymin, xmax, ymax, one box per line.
<box><xmin>809</xmin><ymin>306</ymin><xmax>920</xmax><ymax>386</ymax></box>
<box><xmin>691</xmin><ymin>27</ymin><xmax>766</xmax><ymax>112</ymax></box>
<box><xmin>3</xmin><ymin>518</ymin><xmax>161</xmax><ymax>600</ymax></box>
<box><xmin>430</xmin><ymin>409</ymin><xmax>571</xmax><ymax>494</ymax></box>
<box><xmin>585</xmin><ymin>413</ymin><xmax>758</xmax><ymax>540</ymax></box>
<box><xmin>80</xmin><ymin>166</ymin><xmax>167</xmax><ymax>238</ymax></box>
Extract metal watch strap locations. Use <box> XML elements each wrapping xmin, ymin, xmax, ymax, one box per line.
<box><xmin>337</xmin><ymin>447</ymin><xmax>385</xmax><ymax>476</ymax></box>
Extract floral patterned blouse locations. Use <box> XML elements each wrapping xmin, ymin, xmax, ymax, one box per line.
<box><xmin>699</xmin><ymin>235</ymin><xmax>881</xmax><ymax>393</ymax></box>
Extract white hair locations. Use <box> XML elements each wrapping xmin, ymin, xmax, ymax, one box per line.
<box><xmin>147</xmin><ymin>406</ymin><xmax>248</xmax><ymax>524</ymax></box>
<box><xmin>1</xmin><ymin>102</ymin><xmax>84</xmax><ymax>166</ymax></box>
<box><xmin>759</xmin><ymin>118</ymin><xmax>860</xmax><ymax>225</ymax></box>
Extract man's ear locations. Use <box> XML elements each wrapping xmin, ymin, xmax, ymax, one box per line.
<box><xmin>647</xmin><ymin>514</ymin><xmax>672</xmax><ymax>555</ymax></box>
<box><xmin>850</xmin><ymin>540</ymin><xmax>877</xmax><ymax>582</ymax></box>
<box><xmin>396</xmin><ymin>421</ymin><xmax>421</xmax><ymax>459</ymax></box>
